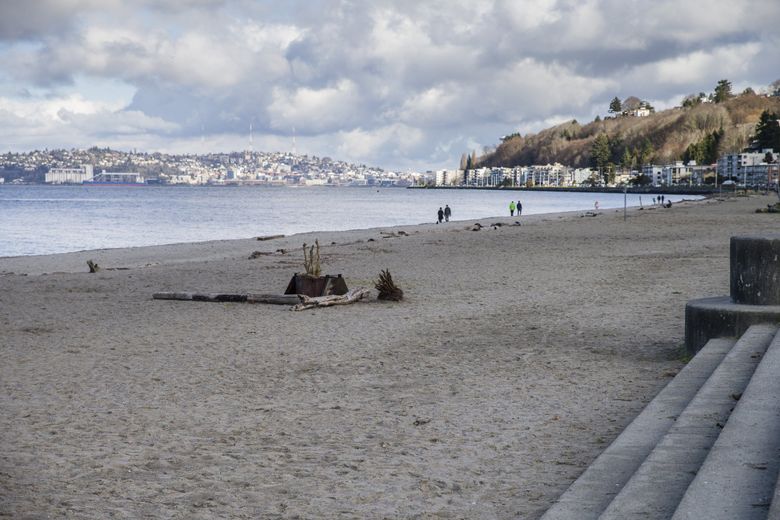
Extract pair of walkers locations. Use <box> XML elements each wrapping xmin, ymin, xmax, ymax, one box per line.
<box><xmin>509</xmin><ymin>200</ymin><xmax>523</xmax><ymax>216</ymax></box>
<box><xmin>437</xmin><ymin>205</ymin><xmax>451</xmax><ymax>224</ymax></box>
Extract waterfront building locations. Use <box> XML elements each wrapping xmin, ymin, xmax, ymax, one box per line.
<box><xmin>661</xmin><ymin>161</ymin><xmax>691</xmax><ymax>185</ymax></box>
<box><xmin>45</xmin><ymin>165</ymin><xmax>94</xmax><ymax>184</ymax></box>
<box><xmin>434</xmin><ymin>169</ymin><xmax>462</xmax><ymax>186</ymax></box>
<box><xmin>717</xmin><ymin>149</ymin><xmax>776</xmax><ymax>186</ymax></box>
<box><xmin>89</xmin><ymin>171</ymin><xmax>145</xmax><ymax>184</ymax></box>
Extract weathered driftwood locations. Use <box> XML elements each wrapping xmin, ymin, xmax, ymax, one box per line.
<box><xmin>153</xmin><ymin>292</ymin><xmax>303</xmax><ymax>304</ymax></box>
<box><xmin>256</xmin><ymin>234</ymin><xmax>285</xmax><ymax>241</ymax></box>
<box><xmin>154</xmin><ymin>287</ymin><xmax>370</xmax><ymax>310</ymax></box>
<box><xmin>374</xmin><ymin>269</ymin><xmax>403</xmax><ymax>301</ymax></box>
<box><xmin>87</xmin><ymin>260</ymin><xmax>129</xmax><ymax>273</ymax></box>
<box><xmin>246</xmin><ymin>293</ymin><xmax>300</xmax><ymax>305</ymax></box>
<box><xmin>153</xmin><ymin>292</ymin><xmax>248</xmax><ymax>302</ymax></box>
<box><xmin>291</xmin><ymin>287</ymin><xmax>371</xmax><ymax>311</ymax></box>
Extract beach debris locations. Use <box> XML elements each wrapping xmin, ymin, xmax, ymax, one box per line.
<box><xmin>256</xmin><ymin>234</ymin><xmax>285</xmax><ymax>241</ymax></box>
<box><xmin>303</xmin><ymin>240</ymin><xmax>321</xmax><ymax>277</ymax></box>
<box><xmin>581</xmin><ymin>211</ymin><xmax>599</xmax><ymax>217</ymax></box>
<box><xmin>285</xmin><ymin>273</ymin><xmax>348</xmax><ymax>297</ymax></box>
<box><xmin>375</xmin><ymin>269</ymin><xmax>403</xmax><ymax>301</ymax></box>
<box><xmin>381</xmin><ymin>230</ymin><xmax>408</xmax><ymax>239</ymax></box>
<box><xmin>153</xmin><ymin>292</ymin><xmax>250</xmax><ymax>303</ymax></box>
<box><xmin>380</xmin><ymin>230</ymin><xmax>409</xmax><ymax>238</ymax></box>
<box><xmin>413</xmin><ymin>418</ymin><xmax>431</xmax><ymax>426</ymax></box>
<box><xmin>755</xmin><ymin>202</ymin><xmax>780</xmax><ymax>213</ymax></box>
<box><xmin>291</xmin><ymin>287</ymin><xmax>371</xmax><ymax>311</ymax></box>
<box><xmin>86</xmin><ymin>260</ymin><xmax>129</xmax><ymax>272</ymax></box>
<box><xmin>491</xmin><ymin>222</ymin><xmax>504</xmax><ymax>227</ymax></box>
<box><xmin>152</xmin><ymin>289</ymin><xmax>369</xmax><ymax>310</ymax></box>
<box><xmin>248</xmin><ymin>250</ymin><xmax>274</xmax><ymax>259</ymax></box>
<box><xmin>276</xmin><ymin>248</ymin><xmax>287</xmax><ymax>254</ymax></box>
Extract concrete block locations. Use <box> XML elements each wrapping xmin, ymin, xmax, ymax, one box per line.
<box><xmin>731</xmin><ymin>235</ymin><xmax>780</xmax><ymax>305</ymax></box>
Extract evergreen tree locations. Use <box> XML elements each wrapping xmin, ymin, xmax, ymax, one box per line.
<box><xmin>713</xmin><ymin>79</ymin><xmax>733</xmax><ymax>103</ymax></box>
<box><xmin>621</xmin><ymin>147</ymin><xmax>634</xmax><ymax>169</ymax></box>
<box><xmin>754</xmin><ymin>111</ymin><xmax>780</xmax><ymax>151</ymax></box>
<box><xmin>609</xmin><ymin>96</ymin><xmax>622</xmax><ymax>115</ymax></box>
<box><xmin>639</xmin><ymin>138</ymin><xmax>654</xmax><ymax>166</ymax></box>
<box><xmin>609</xmin><ymin>135</ymin><xmax>625</xmax><ymax>165</ymax></box>
<box><xmin>770</xmin><ymin>79</ymin><xmax>780</xmax><ymax>97</ymax></box>
<box><xmin>590</xmin><ymin>134</ymin><xmax>611</xmax><ymax>171</ymax></box>
<box><xmin>682</xmin><ymin>94</ymin><xmax>701</xmax><ymax>108</ymax></box>
<box><xmin>459</xmin><ymin>153</ymin><xmax>468</xmax><ymax>170</ymax></box>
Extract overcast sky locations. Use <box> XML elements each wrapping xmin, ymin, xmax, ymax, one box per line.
<box><xmin>1</xmin><ymin>0</ymin><xmax>778</xmax><ymax>170</ymax></box>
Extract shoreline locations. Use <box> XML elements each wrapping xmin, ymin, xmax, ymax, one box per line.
<box><xmin>1</xmin><ymin>193</ymin><xmax>776</xmax><ymax>519</ymax></box>
<box><xmin>411</xmin><ymin>185</ymin><xmax>725</xmax><ymax>196</ymax></box>
<box><xmin>0</xmin><ymin>196</ymin><xmax>706</xmax><ymax>275</ymax></box>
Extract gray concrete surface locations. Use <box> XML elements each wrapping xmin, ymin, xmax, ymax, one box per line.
<box><xmin>539</xmin><ymin>337</ymin><xmax>735</xmax><ymax>520</ymax></box>
<box><xmin>600</xmin><ymin>324</ymin><xmax>777</xmax><ymax>519</ymax></box>
<box><xmin>671</xmin><ymin>327</ymin><xmax>780</xmax><ymax>520</ymax></box>
<box><xmin>684</xmin><ymin>296</ymin><xmax>780</xmax><ymax>354</ymax></box>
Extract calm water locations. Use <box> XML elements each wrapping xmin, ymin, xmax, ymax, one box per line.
<box><xmin>0</xmin><ymin>185</ymin><xmax>694</xmax><ymax>257</ymax></box>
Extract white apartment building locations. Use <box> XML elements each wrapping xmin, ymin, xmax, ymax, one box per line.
<box><xmin>528</xmin><ymin>163</ymin><xmax>568</xmax><ymax>186</ymax></box>
<box><xmin>435</xmin><ymin>169</ymin><xmax>463</xmax><ymax>186</ymax></box>
<box><xmin>572</xmin><ymin>168</ymin><xmax>594</xmax><ymax>185</ymax></box>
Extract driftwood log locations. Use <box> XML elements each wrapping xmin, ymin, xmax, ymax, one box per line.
<box><xmin>153</xmin><ymin>292</ymin><xmax>301</xmax><ymax>304</ymax></box>
<box><xmin>87</xmin><ymin>260</ymin><xmax>129</xmax><ymax>273</ymax></box>
<box><xmin>153</xmin><ymin>287</ymin><xmax>371</xmax><ymax>310</ymax></box>
<box><xmin>291</xmin><ymin>288</ymin><xmax>371</xmax><ymax>311</ymax></box>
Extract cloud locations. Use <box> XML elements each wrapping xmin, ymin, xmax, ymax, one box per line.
<box><xmin>268</xmin><ymin>79</ymin><xmax>364</xmax><ymax>133</ymax></box>
<box><xmin>0</xmin><ymin>0</ymin><xmax>777</xmax><ymax>169</ymax></box>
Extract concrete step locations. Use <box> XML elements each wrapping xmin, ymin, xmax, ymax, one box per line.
<box><xmin>598</xmin><ymin>323</ymin><xmax>778</xmax><ymax>520</ymax></box>
<box><xmin>672</xmin><ymin>326</ymin><xmax>780</xmax><ymax>520</ymax></box>
<box><xmin>540</xmin><ymin>337</ymin><xmax>736</xmax><ymax>520</ymax></box>
<box><xmin>770</xmin><ymin>481</ymin><xmax>780</xmax><ymax>520</ymax></box>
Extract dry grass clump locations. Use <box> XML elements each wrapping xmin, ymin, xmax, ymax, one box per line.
<box><xmin>302</xmin><ymin>240</ymin><xmax>321</xmax><ymax>277</ymax></box>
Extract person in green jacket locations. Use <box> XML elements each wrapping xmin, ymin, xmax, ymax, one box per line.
<box><xmin>509</xmin><ymin>200</ymin><xmax>516</xmax><ymax>216</ymax></box>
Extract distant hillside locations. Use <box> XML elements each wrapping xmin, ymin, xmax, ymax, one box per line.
<box><xmin>478</xmin><ymin>93</ymin><xmax>780</xmax><ymax>169</ymax></box>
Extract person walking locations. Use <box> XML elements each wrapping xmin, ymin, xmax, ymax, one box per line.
<box><xmin>437</xmin><ymin>207</ymin><xmax>444</xmax><ymax>224</ymax></box>
<box><xmin>517</xmin><ymin>201</ymin><xmax>523</xmax><ymax>216</ymax></box>
<box><xmin>444</xmin><ymin>204</ymin><xmax>451</xmax><ymax>222</ymax></box>
<box><xmin>509</xmin><ymin>200</ymin><xmax>516</xmax><ymax>216</ymax></box>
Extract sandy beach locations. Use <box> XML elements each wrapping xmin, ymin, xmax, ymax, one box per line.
<box><xmin>1</xmin><ymin>193</ymin><xmax>777</xmax><ymax>519</ymax></box>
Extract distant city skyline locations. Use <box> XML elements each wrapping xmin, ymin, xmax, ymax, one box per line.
<box><xmin>1</xmin><ymin>0</ymin><xmax>778</xmax><ymax>170</ymax></box>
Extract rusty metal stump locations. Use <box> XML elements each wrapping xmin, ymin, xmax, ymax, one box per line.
<box><xmin>284</xmin><ymin>273</ymin><xmax>349</xmax><ymax>297</ymax></box>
